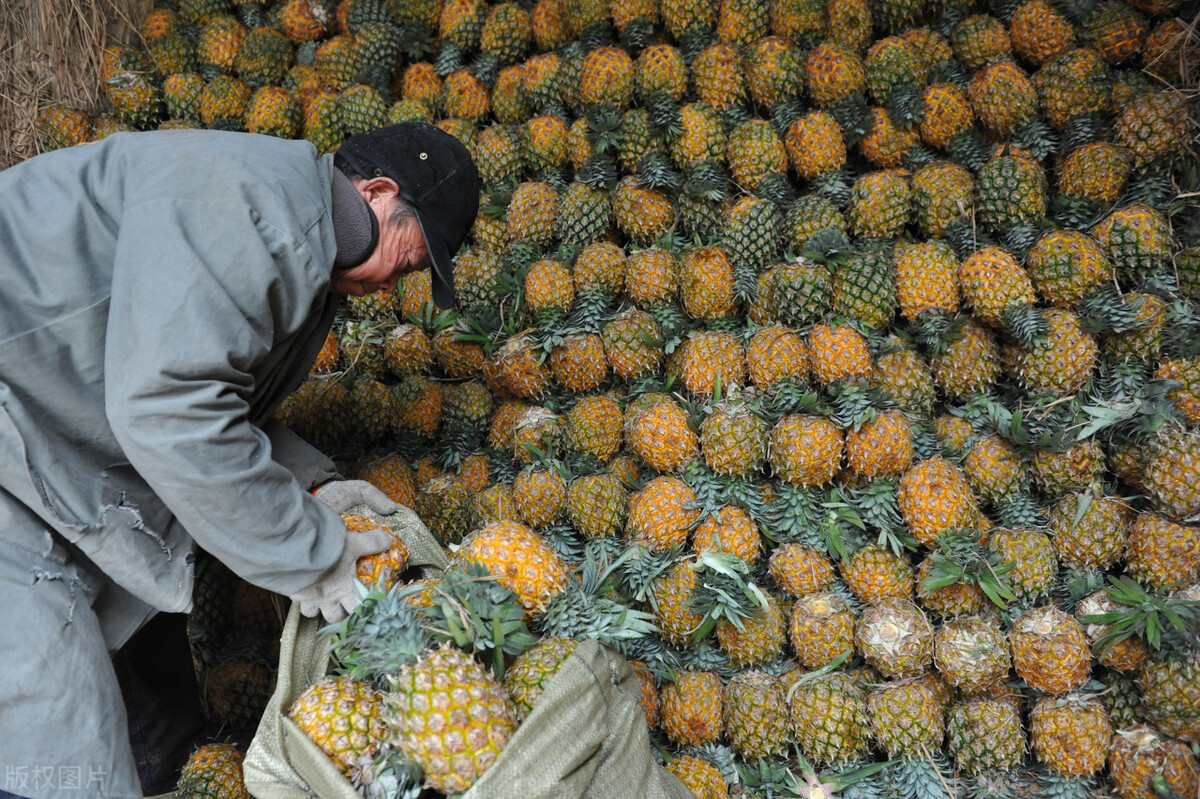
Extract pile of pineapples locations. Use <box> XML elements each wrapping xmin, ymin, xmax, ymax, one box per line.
<box><xmin>36</xmin><ymin>0</ymin><xmax>1200</xmax><ymax>795</ymax></box>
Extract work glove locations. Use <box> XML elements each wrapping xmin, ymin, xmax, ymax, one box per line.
<box><xmin>289</xmin><ymin>526</ymin><xmax>393</xmax><ymax>622</ymax></box>
<box><xmin>312</xmin><ymin>479</ymin><xmax>400</xmax><ymax>515</ymax></box>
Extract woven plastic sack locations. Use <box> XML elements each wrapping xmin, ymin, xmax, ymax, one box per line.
<box><xmin>244</xmin><ymin>505</ymin><xmax>691</xmax><ymax>799</ymax></box>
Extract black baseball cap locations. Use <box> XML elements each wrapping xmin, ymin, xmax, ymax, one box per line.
<box><xmin>335</xmin><ymin>122</ymin><xmax>480</xmax><ymax>308</ymax></box>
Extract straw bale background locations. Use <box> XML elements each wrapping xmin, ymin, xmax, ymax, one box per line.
<box><xmin>0</xmin><ymin>0</ymin><xmax>152</xmax><ymax>170</ymax></box>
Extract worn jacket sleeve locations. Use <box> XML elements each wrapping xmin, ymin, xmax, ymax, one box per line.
<box><xmin>103</xmin><ymin>198</ymin><xmax>344</xmax><ymax>595</ymax></box>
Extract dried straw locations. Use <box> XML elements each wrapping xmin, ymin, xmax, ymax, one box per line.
<box><xmin>0</xmin><ymin>0</ymin><xmax>151</xmax><ymax>170</ymax></box>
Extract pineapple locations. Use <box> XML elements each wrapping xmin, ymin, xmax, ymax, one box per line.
<box><xmin>692</xmin><ymin>43</ymin><xmax>748</xmax><ymax>112</ymax></box>
<box><xmin>680</xmin><ymin>331</ymin><xmax>746</xmax><ymax>398</ymax></box>
<box><xmin>946</xmin><ymin>696</ymin><xmax>1025</xmax><ymax>774</ymax></box>
<box><xmin>867</xmin><ymin>679</ymin><xmax>945</xmax><ymax>757</ymax></box>
<box><xmin>745</xmin><ymin>325</ymin><xmax>809</xmax><ymax>389</ymax></box>
<box><xmin>841</xmin><ymin>543</ymin><xmax>915</xmax><ymax>603</ymax></box>
<box><xmin>987</xmin><ymin>527</ymin><xmax>1057</xmax><ymax>599</ymax></box>
<box><xmin>288</xmin><ymin>675</ymin><xmax>387</xmax><ymax>780</ymax></box>
<box><xmin>680</xmin><ymin>246</ymin><xmax>738</xmax><ymax>321</ymax></box>
<box><xmin>602</xmin><ymin>309</ymin><xmax>663</xmax><ymax>380</ymax></box>
<box><xmin>1010</xmin><ymin>605</ymin><xmax>1091</xmax><ymax>694</ymax></box>
<box><xmin>1029</xmin><ymin>692</ymin><xmax>1113</xmax><ymax>777</ymax></box>
<box><xmin>700</xmin><ymin>395</ymin><xmax>767</xmax><ymax>478</ymax></box>
<box><xmin>1058</xmin><ymin>142</ymin><xmax>1132</xmax><ymax>206</ymax></box>
<box><xmin>176</xmin><ymin>743</ymin><xmax>251</xmax><ymax>799</ymax></box>
<box><xmin>661</xmin><ymin>670</ymin><xmax>726</xmax><ymax>746</ymax></box>
<box><xmin>654</xmin><ymin>560</ymin><xmax>707</xmax><ymax>646</ymax></box>
<box><xmin>897</xmin><ymin>456</ymin><xmax>983</xmax><ymax>547</ymax></box>
<box><xmin>808</xmin><ymin>323</ymin><xmax>873</xmax><ymax>386</ymax></box>
<box><xmin>724</xmin><ymin>670</ymin><xmax>790</xmax><ymax>759</ymax></box>
<box><xmin>1142</xmin><ymin>430</ymin><xmax>1200</xmax><ymax>521</ymax></box>
<box><xmin>627</xmin><ymin>400</ymin><xmax>699</xmax><ymax>473</ymax></box>
<box><xmin>788</xmin><ymin>671</ymin><xmax>870</xmax><ymax>767</ymax></box>
<box><xmin>566</xmin><ymin>472</ymin><xmax>628</xmax><ymax>538</ymax></box>
<box><xmin>1108</xmin><ymin>725</ymin><xmax>1200</xmax><ymax>799</ymax></box>
<box><xmin>918</xmin><ymin>83</ymin><xmax>973</xmax><ymax>150</ymax></box>
<box><xmin>1025</xmin><ymin>229</ymin><xmax>1113</xmax><ymax>308</ymax></box>
<box><xmin>768</xmin><ymin>414</ymin><xmax>844</xmax><ymax>487</ymax></box>
<box><xmin>893</xmin><ymin>240</ymin><xmax>960</xmax><ymax>324</ymax></box>
<box><xmin>1034</xmin><ymin>47</ymin><xmax>1112</xmax><ymax>129</ymax></box>
<box><xmin>805</xmin><ymin>40</ymin><xmax>867</xmax><ymax>109</ymax></box>
<box><xmin>716</xmin><ymin>590</ymin><xmax>787</xmax><ymax>665</ymax></box>
<box><xmin>452</xmin><ymin>521</ymin><xmax>571</xmax><ymax>613</ymax></box>
<box><xmin>1046</xmin><ymin>489</ymin><xmax>1129</xmax><ymax>571</ymax></box>
<box><xmin>788</xmin><ymin>591</ymin><xmax>857</xmax><ymax>670</ymax></box>
<box><xmin>563</xmin><ymin>395</ymin><xmax>624</xmax><ymax>463</ymax></box>
<box><xmin>1139</xmin><ymin>655</ymin><xmax>1200</xmax><ymax>743</ymax></box>
<box><xmin>664</xmin><ymin>756</ymin><xmax>728</xmax><ymax>798</ymax></box>
<box><xmin>847</xmin><ymin>168</ymin><xmax>911</xmax><ymax>240</ymax></box>
<box><xmin>951</xmin><ymin>13</ymin><xmax>1011</xmax><ymax>69</ymax></box>
<box><xmin>769</xmin><ymin>543</ymin><xmax>834</xmax><ymax>596</ymax></box>
<box><xmin>967</xmin><ymin>59</ymin><xmax>1038</xmax><ymax>137</ymax></box>
<box><xmin>503</xmin><ymin>635</ymin><xmax>578</xmax><ymax>719</ymax></box>
<box><xmin>744</xmin><ymin>36</ymin><xmax>804</xmax><ymax>109</ymax></box>
<box><xmin>854</xmin><ymin>597</ymin><xmax>933</xmax><ymax>679</ymax></box>
<box><xmin>627</xmin><ymin>476</ymin><xmax>700</xmax><ymax>550</ymax></box>
<box><xmin>1009</xmin><ymin>0</ymin><xmax>1075</xmax><ymax>66</ymax></box>
<box><xmin>933</xmin><ymin>615</ymin><xmax>1011</xmax><ymax>693</ymax></box>
<box><xmin>1124</xmin><ymin>511</ymin><xmax>1200</xmax><ymax>590</ymax></box>
<box><xmin>388</xmin><ymin>644</ymin><xmax>519</xmax><ymax>793</ymax></box>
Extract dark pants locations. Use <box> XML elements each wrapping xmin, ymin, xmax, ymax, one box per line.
<box><xmin>112</xmin><ymin>612</ymin><xmax>208</xmax><ymax>796</ymax></box>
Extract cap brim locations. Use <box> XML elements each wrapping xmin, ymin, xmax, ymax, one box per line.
<box><xmin>413</xmin><ymin>208</ymin><xmax>455</xmax><ymax>309</ymax></box>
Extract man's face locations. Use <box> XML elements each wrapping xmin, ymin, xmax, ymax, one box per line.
<box><xmin>330</xmin><ymin>177</ymin><xmax>430</xmax><ymax>296</ymax></box>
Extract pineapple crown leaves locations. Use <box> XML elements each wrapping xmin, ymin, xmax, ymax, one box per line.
<box><xmin>1076</xmin><ymin>286</ymin><xmax>1153</xmax><ymax>337</ymax></box>
<box><xmin>403</xmin><ymin>301</ymin><xmax>456</xmax><ymax>335</ymax></box>
<box><xmin>584</xmin><ymin>105</ymin><xmax>624</xmax><ymax>155</ymax></box>
<box><xmin>421</xmin><ymin>561</ymin><xmax>541</xmax><ymax>678</ymax></box>
<box><xmin>634</xmin><ymin>152</ymin><xmax>683</xmax><ymax>192</ymax></box>
<box><xmin>1073</xmin><ymin>358</ymin><xmax>1182</xmax><ymax>443</ymax></box>
<box><xmin>324</xmin><ymin>581</ymin><xmax>433</xmax><ymax>684</ymax></box>
<box><xmin>575</xmin><ymin>152</ymin><xmax>620</xmax><ymax>191</ymax></box>
<box><xmin>991</xmin><ymin>491</ymin><xmax>1049</xmax><ymax>529</ymax></box>
<box><xmin>886</xmin><ymin>752</ymin><xmax>960</xmax><ymax>799</ymax></box>
<box><xmin>800</xmin><ymin>227</ymin><xmax>853</xmax><ymax>267</ymax></box>
<box><xmin>828</xmin><ymin>92</ymin><xmax>873</xmax><ymax>149</ymax></box>
<box><xmin>922</xmin><ymin>528</ymin><xmax>1019</xmax><ymax>609</ymax></box>
<box><xmin>1010</xmin><ymin>117</ymin><xmax>1059</xmax><ymax>163</ymax></box>
<box><xmin>681</xmin><ymin>460</ymin><xmax>771</xmax><ymax>529</ymax></box>
<box><xmin>809</xmin><ymin>759</ymin><xmax>895</xmax><ymax>799</ymax></box>
<box><xmin>617</xmin><ymin>543</ymin><xmax>684</xmax><ymax>610</ymax></box>
<box><xmin>681</xmin><ymin>160</ymin><xmax>729</xmax><ymax>203</ymax></box>
<box><xmin>843</xmin><ymin>479</ymin><xmax>915</xmax><ymax>554</ymax></box>
<box><xmin>763</xmin><ymin>481</ymin><xmax>830</xmax><ymax>549</ymax></box>
<box><xmin>1162</xmin><ymin>299</ymin><xmax>1200</xmax><ymax>360</ymax></box>
<box><xmin>1079</xmin><ymin>574</ymin><xmax>1200</xmax><ymax>659</ymax></box>
<box><xmin>643</xmin><ymin>93</ymin><xmax>684</xmax><ymax>141</ymax></box>
<box><xmin>433</xmin><ymin>42</ymin><xmax>465</xmax><ymax>77</ymax></box>
<box><xmin>907</xmin><ymin>311</ymin><xmax>965</xmax><ymax>355</ymax></box>
<box><xmin>685</xmin><ymin>550</ymin><xmax>770</xmax><ymax>640</ymax></box>
<box><xmin>883</xmin><ymin>85</ymin><xmax>926</xmax><ymax>132</ymax></box>
<box><xmin>539</xmin><ymin>521</ymin><xmax>587</xmax><ymax>561</ymax></box>
<box><xmin>1000</xmin><ymin>301</ymin><xmax>1049</xmax><ymax>348</ymax></box>
<box><xmin>350</xmin><ymin>743</ymin><xmax>424</xmax><ymax>799</ymax></box>
<box><xmin>618</xmin><ymin>17</ymin><xmax>655</xmax><ymax>54</ymax></box>
<box><xmin>828</xmin><ymin>382</ymin><xmax>893</xmax><ymax>431</ymax></box>
<box><xmin>536</xmin><ymin>547</ymin><xmax>659</xmax><ymax>645</ymax></box>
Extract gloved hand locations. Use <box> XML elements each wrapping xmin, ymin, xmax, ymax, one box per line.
<box><xmin>312</xmin><ymin>479</ymin><xmax>400</xmax><ymax>515</ymax></box>
<box><xmin>290</xmin><ymin>526</ymin><xmax>394</xmax><ymax>622</ymax></box>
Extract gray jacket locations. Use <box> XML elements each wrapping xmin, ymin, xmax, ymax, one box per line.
<box><xmin>0</xmin><ymin>130</ymin><xmax>348</xmax><ymax>638</ymax></box>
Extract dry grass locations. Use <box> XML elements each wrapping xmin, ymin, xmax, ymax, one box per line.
<box><xmin>0</xmin><ymin>0</ymin><xmax>151</xmax><ymax>170</ymax></box>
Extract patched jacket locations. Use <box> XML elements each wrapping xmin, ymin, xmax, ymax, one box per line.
<box><xmin>0</xmin><ymin>130</ymin><xmax>347</xmax><ymax>638</ymax></box>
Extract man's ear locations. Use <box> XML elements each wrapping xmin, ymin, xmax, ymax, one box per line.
<box><xmin>356</xmin><ymin>175</ymin><xmax>401</xmax><ymax>204</ymax></box>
